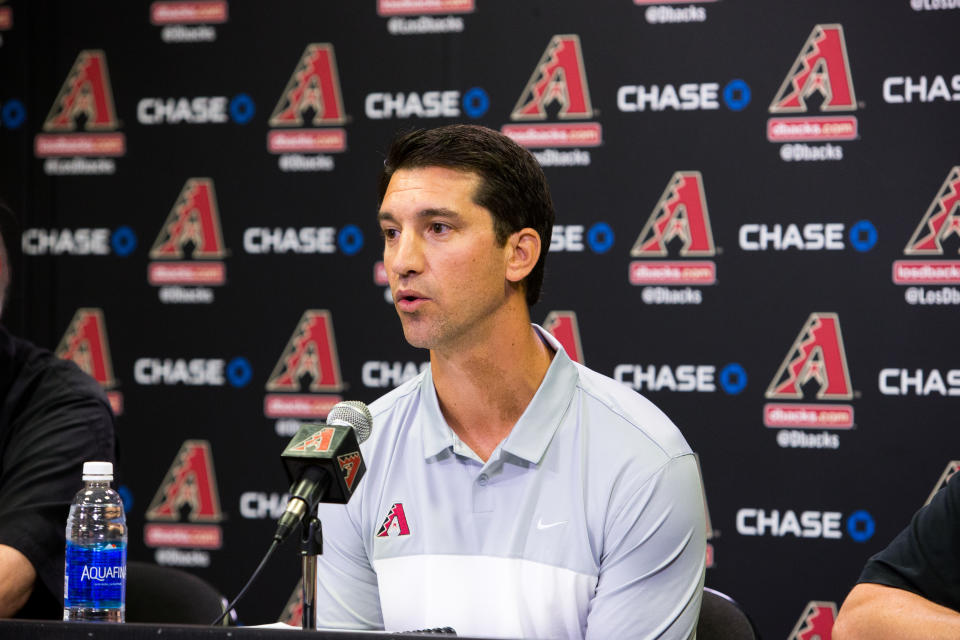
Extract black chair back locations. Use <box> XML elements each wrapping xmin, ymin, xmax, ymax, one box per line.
<box><xmin>125</xmin><ymin>560</ymin><xmax>233</xmax><ymax>625</ymax></box>
<box><xmin>696</xmin><ymin>587</ymin><xmax>760</xmax><ymax>640</ymax></box>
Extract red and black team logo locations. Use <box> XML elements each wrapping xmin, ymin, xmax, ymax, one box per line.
<box><xmin>55</xmin><ymin>308</ymin><xmax>123</xmax><ymax>416</ymax></box>
<box><xmin>264</xmin><ymin>310</ymin><xmax>345</xmax><ymax>419</ymax></box>
<box><xmin>148</xmin><ymin>178</ymin><xmax>228</xmax><ymax>288</ymax></box>
<box><xmin>267</xmin><ymin>44</ymin><xmax>348</xmax><ymax>154</ymax></box>
<box><xmin>279</xmin><ymin>579</ymin><xmax>305</xmax><ymax>627</ymax></box>
<box><xmin>35</xmin><ymin>50</ymin><xmax>125</xmax><ymax>158</ymax></box>
<box><xmin>764</xmin><ymin>312</ymin><xmax>854</xmax><ymax>429</ymax></box>
<box><xmin>787</xmin><ymin>601</ymin><xmax>837</xmax><ymax>640</ymax></box>
<box><xmin>376</xmin><ymin>503</ymin><xmax>411</xmax><ymax>537</ymax></box>
<box><xmin>543</xmin><ymin>310</ymin><xmax>585</xmax><ymax>365</ymax></box>
<box><xmin>767</xmin><ymin>24</ymin><xmax>858</xmax><ymax>144</ymax></box>
<box><xmin>0</xmin><ymin>1</ymin><xmax>13</xmax><ymax>31</ymax></box>
<box><xmin>502</xmin><ymin>34</ymin><xmax>602</xmax><ymax>149</ymax></box>
<box><xmin>144</xmin><ymin>440</ymin><xmax>224</xmax><ymax>550</ymax></box>
<box><xmin>893</xmin><ymin>166</ymin><xmax>960</xmax><ymax>286</ymax></box>
<box><xmin>629</xmin><ymin>171</ymin><xmax>717</xmax><ymax>286</ymax></box>
<box><xmin>926</xmin><ymin>461</ymin><xmax>960</xmax><ymax>506</ymax></box>
<box><xmin>338</xmin><ymin>452</ymin><xmax>363</xmax><ymax>492</ymax></box>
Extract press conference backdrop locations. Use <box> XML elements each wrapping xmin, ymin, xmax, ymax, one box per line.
<box><xmin>1</xmin><ymin>0</ymin><xmax>958</xmax><ymax>636</ymax></box>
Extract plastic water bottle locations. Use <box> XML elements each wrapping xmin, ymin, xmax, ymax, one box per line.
<box><xmin>63</xmin><ymin>461</ymin><xmax>127</xmax><ymax>622</ymax></box>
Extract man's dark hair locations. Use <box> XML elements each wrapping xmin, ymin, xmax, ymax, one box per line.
<box><xmin>378</xmin><ymin>124</ymin><xmax>554</xmax><ymax>306</ymax></box>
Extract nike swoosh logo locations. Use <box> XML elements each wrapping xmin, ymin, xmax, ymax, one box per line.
<box><xmin>537</xmin><ymin>518</ymin><xmax>568</xmax><ymax>531</ymax></box>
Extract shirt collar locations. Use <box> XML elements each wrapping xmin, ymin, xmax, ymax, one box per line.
<box><xmin>420</xmin><ymin>324</ymin><xmax>579</xmax><ymax>464</ymax></box>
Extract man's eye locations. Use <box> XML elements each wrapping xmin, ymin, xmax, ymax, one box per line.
<box><xmin>431</xmin><ymin>223</ymin><xmax>448</xmax><ymax>234</ymax></box>
<box><xmin>381</xmin><ymin>228</ymin><xmax>397</xmax><ymax>240</ymax></box>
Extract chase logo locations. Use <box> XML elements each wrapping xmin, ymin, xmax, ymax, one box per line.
<box><xmin>614</xmin><ymin>363</ymin><xmax>747</xmax><ymax>395</ymax></box>
<box><xmin>735</xmin><ymin>507</ymin><xmax>875</xmax><ymax>542</ymax></box>
<box><xmin>23</xmin><ymin>226</ymin><xmax>137</xmax><ymax>257</ymax></box>
<box><xmin>137</xmin><ymin>94</ymin><xmax>255</xmax><ymax>125</ymax></box>
<box><xmin>617</xmin><ymin>79</ymin><xmax>751</xmax><ymax>112</ymax></box>
<box><xmin>0</xmin><ymin>98</ymin><xmax>25</xmax><ymax>129</ymax></box>
<box><xmin>364</xmin><ymin>87</ymin><xmax>489</xmax><ymax>120</ymax></box>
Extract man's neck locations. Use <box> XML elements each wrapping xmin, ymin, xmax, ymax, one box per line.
<box><xmin>429</xmin><ymin>306</ymin><xmax>554</xmax><ymax>462</ymax></box>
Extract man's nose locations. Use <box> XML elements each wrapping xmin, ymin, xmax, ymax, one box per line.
<box><xmin>389</xmin><ymin>231</ymin><xmax>423</xmax><ymax>276</ymax></box>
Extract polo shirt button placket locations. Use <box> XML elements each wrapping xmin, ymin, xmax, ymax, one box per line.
<box><xmin>473</xmin><ymin>472</ymin><xmax>494</xmax><ymax>513</ymax></box>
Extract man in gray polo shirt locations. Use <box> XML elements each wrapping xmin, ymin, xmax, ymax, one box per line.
<box><xmin>313</xmin><ymin>124</ymin><xmax>706</xmax><ymax>638</ymax></box>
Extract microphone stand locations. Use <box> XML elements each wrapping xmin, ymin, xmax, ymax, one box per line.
<box><xmin>300</xmin><ymin>516</ymin><xmax>323</xmax><ymax>630</ymax></box>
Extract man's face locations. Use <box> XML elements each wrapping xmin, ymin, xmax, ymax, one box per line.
<box><xmin>378</xmin><ymin>166</ymin><xmax>514</xmax><ymax>351</ymax></box>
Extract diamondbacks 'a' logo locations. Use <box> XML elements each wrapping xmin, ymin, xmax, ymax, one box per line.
<box><xmin>146</xmin><ymin>440</ymin><xmax>223</xmax><ymax>522</ymax></box>
<box><xmin>770</xmin><ymin>24</ymin><xmax>856</xmax><ymax>113</ymax></box>
<box><xmin>543</xmin><ymin>310</ymin><xmax>585</xmax><ymax>365</ymax></box>
<box><xmin>631</xmin><ymin>171</ymin><xmax>716</xmax><ymax>257</ymax></box>
<box><xmin>55</xmin><ymin>308</ymin><xmax>116</xmax><ymax>389</ymax></box>
<box><xmin>511</xmin><ymin>34</ymin><xmax>593</xmax><ymax>121</ymax></box>
<box><xmin>787</xmin><ymin>601</ymin><xmax>837</xmax><ymax>640</ymax></box>
<box><xmin>766</xmin><ymin>313</ymin><xmax>853</xmax><ymax>400</ymax></box>
<box><xmin>290</xmin><ymin>427</ymin><xmax>336</xmax><ymax>453</ymax></box>
<box><xmin>338</xmin><ymin>452</ymin><xmax>362</xmax><ymax>491</ymax></box>
<box><xmin>926</xmin><ymin>460</ymin><xmax>960</xmax><ymax>506</ymax></box>
<box><xmin>279</xmin><ymin>579</ymin><xmax>304</xmax><ymax>627</ymax></box>
<box><xmin>149</xmin><ymin>178</ymin><xmax>227</xmax><ymax>259</ymax></box>
<box><xmin>43</xmin><ymin>50</ymin><xmax>119</xmax><ymax>132</ymax></box>
<box><xmin>266</xmin><ymin>310</ymin><xmax>344</xmax><ymax>392</ymax></box>
<box><xmin>376</xmin><ymin>503</ymin><xmax>411</xmax><ymax>537</ymax></box>
<box><xmin>904</xmin><ymin>166</ymin><xmax>960</xmax><ymax>255</ymax></box>
<box><xmin>269</xmin><ymin>44</ymin><xmax>346</xmax><ymax>127</ymax></box>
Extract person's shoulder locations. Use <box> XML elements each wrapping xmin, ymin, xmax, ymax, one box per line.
<box><xmin>572</xmin><ymin>361</ymin><xmax>692</xmax><ymax>459</ymax></box>
<box><xmin>12</xmin><ymin>334</ymin><xmax>106</xmax><ymax>401</ymax></box>
<box><xmin>365</xmin><ymin>369</ymin><xmax>426</xmax><ymax>444</ymax></box>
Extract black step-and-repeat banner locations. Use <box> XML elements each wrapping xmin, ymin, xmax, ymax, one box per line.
<box><xmin>1</xmin><ymin>1</ymin><xmax>959</xmax><ymax>636</ymax></box>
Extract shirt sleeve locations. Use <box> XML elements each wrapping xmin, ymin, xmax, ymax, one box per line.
<box><xmin>585</xmin><ymin>453</ymin><xmax>707</xmax><ymax>640</ymax></box>
<box><xmin>313</xmin><ymin>497</ymin><xmax>384</xmax><ymax>630</ymax></box>
<box><xmin>857</xmin><ymin>471</ymin><xmax>960</xmax><ymax>612</ymax></box>
<box><xmin>0</xmin><ymin>358</ymin><xmax>116</xmax><ymax>616</ymax></box>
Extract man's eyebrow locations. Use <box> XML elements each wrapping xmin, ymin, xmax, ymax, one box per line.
<box><xmin>377</xmin><ymin>208</ymin><xmax>464</xmax><ymax>223</ymax></box>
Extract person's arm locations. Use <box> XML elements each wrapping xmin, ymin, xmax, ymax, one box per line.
<box><xmin>312</xmin><ymin>499</ymin><xmax>384</xmax><ymax>630</ymax></box>
<box><xmin>0</xmin><ymin>544</ymin><xmax>36</xmax><ymax>618</ymax></box>
<box><xmin>585</xmin><ymin>454</ymin><xmax>706</xmax><ymax>640</ymax></box>
<box><xmin>833</xmin><ymin>582</ymin><xmax>960</xmax><ymax>640</ymax></box>
<box><xmin>0</xmin><ymin>356</ymin><xmax>116</xmax><ymax>618</ymax></box>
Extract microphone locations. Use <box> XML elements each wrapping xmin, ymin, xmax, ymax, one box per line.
<box><xmin>273</xmin><ymin>400</ymin><xmax>373</xmax><ymax>543</ymax></box>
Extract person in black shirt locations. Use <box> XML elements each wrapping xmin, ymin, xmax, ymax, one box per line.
<box><xmin>0</xmin><ymin>205</ymin><xmax>116</xmax><ymax>618</ymax></box>
<box><xmin>833</xmin><ymin>470</ymin><xmax>960</xmax><ymax>639</ymax></box>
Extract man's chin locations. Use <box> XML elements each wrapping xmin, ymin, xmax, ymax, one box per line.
<box><xmin>399</xmin><ymin>323</ymin><xmax>434</xmax><ymax>350</ymax></box>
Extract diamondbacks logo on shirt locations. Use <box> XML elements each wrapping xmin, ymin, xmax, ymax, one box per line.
<box><xmin>787</xmin><ymin>601</ymin><xmax>837</xmax><ymax>640</ymax></box>
<box><xmin>893</xmin><ymin>167</ymin><xmax>960</xmax><ymax>298</ymax></box>
<box><xmin>501</xmin><ymin>34</ymin><xmax>602</xmax><ymax>156</ymax></box>
<box><xmin>267</xmin><ymin>44</ymin><xmax>348</xmax><ymax>170</ymax></box>
<box><xmin>629</xmin><ymin>171</ymin><xmax>717</xmax><ymax>293</ymax></box>
<box><xmin>55</xmin><ymin>308</ymin><xmax>123</xmax><ymax>416</ymax></box>
<box><xmin>264</xmin><ymin>310</ymin><xmax>345</xmax><ymax>419</ymax></box>
<box><xmin>144</xmin><ymin>440</ymin><xmax>224</xmax><ymax>557</ymax></box>
<box><xmin>148</xmin><ymin>178</ymin><xmax>227</xmax><ymax>301</ymax></box>
<box><xmin>35</xmin><ymin>50</ymin><xmax>125</xmax><ymax>174</ymax></box>
<box><xmin>543</xmin><ymin>310</ymin><xmax>584</xmax><ymax>364</ymax></box>
<box><xmin>926</xmin><ymin>461</ymin><xmax>960</xmax><ymax>506</ymax></box>
<box><xmin>764</xmin><ymin>313</ymin><xmax>855</xmax><ymax>432</ymax></box>
<box><xmin>376</xmin><ymin>503</ymin><xmax>411</xmax><ymax>537</ymax></box>
<box><xmin>767</xmin><ymin>24</ymin><xmax>858</xmax><ymax>152</ymax></box>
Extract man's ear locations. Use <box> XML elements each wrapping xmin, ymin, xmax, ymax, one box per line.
<box><xmin>505</xmin><ymin>228</ymin><xmax>541</xmax><ymax>284</ymax></box>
